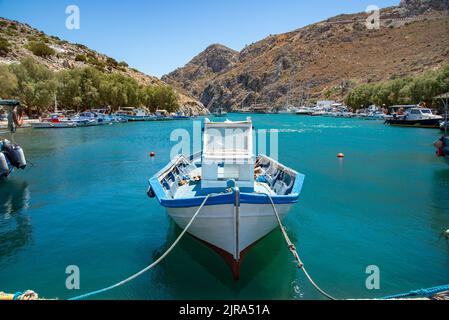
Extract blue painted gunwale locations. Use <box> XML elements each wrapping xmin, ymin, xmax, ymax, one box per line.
<box><xmin>148</xmin><ymin>155</ymin><xmax>305</xmax><ymax>209</ymax></box>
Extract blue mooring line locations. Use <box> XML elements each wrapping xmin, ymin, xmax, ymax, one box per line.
<box><xmin>380</xmin><ymin>284</ymin><xmax>449</xmax><ymax>300</ymax></box>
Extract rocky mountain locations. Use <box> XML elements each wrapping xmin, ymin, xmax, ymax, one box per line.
<box><xmin>163</xmin><ymin>0</ymin><xmax>449</xmax><ymax>111</ymax></box>
<box><xmin>0</xmin><ymin>17</ymin><xmax>207</xmax><ymax>115</ymax></box>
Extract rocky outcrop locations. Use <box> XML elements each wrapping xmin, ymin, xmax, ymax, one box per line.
<box><xmin>399</xmin><ymin>0</ymin><xmax>449</xmax><ymax>14</ymax></box>
<box><xmin>164</xmin><ymin>2</ymin><xmax>449</xmax><ymax>112</ymax></box>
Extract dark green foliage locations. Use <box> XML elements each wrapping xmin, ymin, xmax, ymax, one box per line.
<box><xmin>87</xmin><ymin>56</ymin><xmax>106</xmax><ymax>70</ymax></box>
<box><xmin>6</xmin><ymin>58</ymin><xmax>179</xmax><ymax>113</ymax></box>
<box><xmin>0</xmin><ymin>37</ymin><xmax>10</xmax><ymax>56</ymax></box>
<box><xmin>140</xmin><ymin>85</ymin><xmax>179</xmax><ymax>113</ymax></box>
<box><xmin>9</xmin><ymin>58</ymin><xmax>57</xmax><ymax>111</ymax></box>
<box><xmin>75</xmin><ymin>43</ymin><xmax>88</xmax><ymax>50</ymax></box>
<box><xmin>346</xmin><ymin>64</ymin><xmax>449</xmax><ymax>109</ymax></box>
<box><xmin>0</xmin><ymin>64</ymin><xmax>18</xmax><ymax>98</ymax></box>
<box><xmin>39</xmin><ymin>35</ymin><xmax>50</xmax><ymax>43</ymax></box>
<box><xmin>27</xmin><ymin>41</ymin><xmax>55</xmax><ymax>57</ymax></box>
<box><xmin>106</xmin><ymin>57</ymin><xmax>118</xmax><ymax>67</ymax></box>
<box><xmin>118</xmin><ymin>61</ymin><xmax>128</xmax><ymax>68</ymax></box>
<box><xmin>75</xmin><ymin>54</ymin><xmax>87</xmax><ymax>62</ymax></box>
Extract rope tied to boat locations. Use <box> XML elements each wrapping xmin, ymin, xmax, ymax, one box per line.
<box><xmin>380</xmin><ymin>284</ymin><xmax>449</xmax><ymax>300</ymax></box>
<box><xmin>262</xmin><ymin>190</ymin><xmax>337</xmax><ymax>300</ymax></box>
<box><xmin>68</xmin><ymin>193</ymin><xmax>219</xmax><ymax>300</ymax></box>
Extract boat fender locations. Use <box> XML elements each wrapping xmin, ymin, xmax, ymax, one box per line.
<box><xmin>1</xmin><ymin>140</ymin><xmax>27</xmax><ymax>169</ymax></box>
<box><xmin>147</xmin><ymin>187</ymin><xmax>155</xmax><ymax>198</ymax></box>
<box><xmin>0</xmin><ymin>152</ymin><xmax>10</xmax><ymax>177</ymax></box>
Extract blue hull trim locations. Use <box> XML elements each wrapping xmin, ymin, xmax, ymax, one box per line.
<box><xmin>149</xmin><ymin>173</ymin><xmax>305</xmax><ymax>208</ymax></box>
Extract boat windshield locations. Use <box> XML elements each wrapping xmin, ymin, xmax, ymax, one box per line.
<box><xmin>421</xmin><ymin>109</ymin><xmax>432</xmax><ymax>114</ymax></box>
<box><xmin>204</xmin><ymin>126</ymin><xmax>251</xmax><ymax>158</ymax></box>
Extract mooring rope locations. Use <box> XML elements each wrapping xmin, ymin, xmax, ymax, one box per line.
<box><xmin>380</xmin><ymin>284</ymin><xmax>449</xmax><ymax>300</ymax></box>
<box><xmin>262</xmin><ymin>189</ymin><xmax>337</xmax><ymax>300</ymax></box>
<box><xmin>69</xmin><ymin>193</ymin><xmax>216</xmax><ymax>300</ymax></box>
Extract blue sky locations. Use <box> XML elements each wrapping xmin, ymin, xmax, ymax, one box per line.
<box><xmin>0</xmin><ymin>0</ymin><xmax>399</xmax><ymax>77</ymax></box>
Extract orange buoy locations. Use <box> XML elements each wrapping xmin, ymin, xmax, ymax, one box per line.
<box><xmin>337</xmin><ymin>153</ymin><xmax>345</xmax><ymax>158</ymax></box>
<box><xmin>150</xmin><ymin>152</ymin><xmax>155</xmax><ymax>158</ymax></box>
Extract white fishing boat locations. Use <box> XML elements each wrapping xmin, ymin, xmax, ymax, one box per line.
<box><xmin>91</xmin><ymin>109</ymin><xmax>125</xmax><ymax>124</ymax></box>
<box><xmin>31</xmin><ymin>113</ymin><xmax>78</xmax><ymax>129</ymax></box>
<box><xmin>365</xmin><ymin>111</ymin><xmax>386</xmax><ymax>120</ymax></box>
<box><xmin>296</xmin><ymin>107</ymin><xmax>314</xmax><ymax>115</ymax></box>
<box><xmin>32</xmin><ymin>96</ymin><xmax>79</xmax><ymax>129</ymax></box>
<box><xmin>148</xmin><ymin>118</ymin><xmax>305</xmax><ymax>279</ymax></box>
<box><xmin>277</xmin><ymin>106</ymin><xmax>299</xmax><ymax>114</ymax></box>
<box><xmin>385</xmin><ymin>107</ymin><xmax>443</xmax><ymax>128</ymax></box>
<box><xmin>213</xmin><ymin>107</ymin><xmax>228</xmax><ymax>117</ymax></box>
<box><xmin>116</xmin><ymin>107</ymin><xmax>155</xmax><ymax>121</ymax></box>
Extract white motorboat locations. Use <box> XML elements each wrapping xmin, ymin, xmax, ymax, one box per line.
<box><xmin>296</xmin><ymin>107</ymin><xmax>314</xmax><ymax>115</ymax></box>
<box><xmin>116</xmin><ymin>108</ymin><xmax>156</xmax><ymax>121</ymax></box>
<box><xmin>385</xmin><ymin>107</ymin><xmax>443</xmax><ymax>128</ymax></box>
<box><xmin>148</xmin><ymin>118</ymin><xmax>305</xmax><ymax>279</ymax></box>
<box><xmin>213</xmin><ymin>107</ymin><xmax>228</xmax><ymax>117</ymax></box>
<box><xmin>32</xmin><ymin>113</ymin><xmax>78</xmax><ymax>129</ymax></box>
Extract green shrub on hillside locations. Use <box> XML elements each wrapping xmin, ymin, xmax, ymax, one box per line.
<box><xmin>0</xmin><ymin>21</ymin><xmax>8</xmax><ymax>28</ymax></box>
<box><xmin>27</xmin><ymin>35</ymin><xmax>38</xmax><ymax>42</ymax></box>
<box><xmin>27</xmin><ymin>41</ymin><xmax>55</xmax><ymax>57</ymax></box>
<box><xmin>106</xmin><ymin>57</ymin><xmax>118</xmax><ymax>68</ymax></box>
<box><xmin>87</xmin><ymin>56</ymin><xmax>106</xmax><ymax>70</ymax></box>
<box><xmin>39</xmin><ymin>35</ymin><xmax>50</xmax><ymax>43</ymax></box>
<box><xmin>118</xmin><ymin>61</ymin><xmax>128</xmax><ymax>68</ymax></box>
<box><xmin>0</xmin><ymin>37</ymin><xmax>10</xmax><ymax>56</ymax></box>
<box><xmin>75</xmin><ymin>54</ymin><xmax>87</xmax><ymax>62</ymax></box>
<box><xmin>4</xmin><ymin>28</ymin><xmax>17</xmax><ymax>36</ymax></box>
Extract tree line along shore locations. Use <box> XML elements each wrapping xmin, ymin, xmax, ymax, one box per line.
<box><xmin>0</xmin><ymin>58</ymin><xmax>179</xmax><ymax>116</ymax></box>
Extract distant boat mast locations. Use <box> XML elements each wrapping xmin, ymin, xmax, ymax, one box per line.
<box><xmin>54</xmin><ymin>95</ymin><xmax>58</xmax><ymax>114</ymax></box>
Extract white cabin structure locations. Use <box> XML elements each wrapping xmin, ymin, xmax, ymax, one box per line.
<box><xmin>201</xmin><ymin>118</ymin><xmax>254</xmax><ymax>189</ymax></box>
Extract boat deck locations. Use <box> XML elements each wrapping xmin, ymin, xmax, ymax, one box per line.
<box><xmin>173</xmin><ymin>181</ymin><xmax>276</xmax><ymax>199</ymax></box>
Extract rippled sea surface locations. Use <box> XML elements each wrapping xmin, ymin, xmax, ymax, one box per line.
<box><xmin>0</xmin><ymin>114</ymin><xmax>448</xmax><ymax>300</ymax></box>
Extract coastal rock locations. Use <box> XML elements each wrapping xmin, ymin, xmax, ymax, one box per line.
<box><xmin>399</xmin><ymin>0</ymin><xmax>449</xmax><ymax>14</ymax></box>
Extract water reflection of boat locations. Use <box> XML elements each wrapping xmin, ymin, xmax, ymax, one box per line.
<box><xmin>0</xmin><ymin>180</ymin><xmax>32</xmax><ymax>258</ymax></box>
<box><xmin>150</xmin><ymin>219</ymin><xmax>297</xmax><ymax>296</ymax></box>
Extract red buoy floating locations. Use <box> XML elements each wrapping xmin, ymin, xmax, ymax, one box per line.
<box><xmin>337</xmin><ymin>153</ymin><xmax>345</xmax><ymax>158</ymax></box>
<box><xmin>150</xmin><ymin>152</ymin><xmax>155</xmax><ymax>158</ymax></box>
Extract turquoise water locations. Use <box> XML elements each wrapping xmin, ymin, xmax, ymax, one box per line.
<box><xmin>0</xmin><ymin>114</ymin><xmax>448</xmax><ymax>300</ymax></box>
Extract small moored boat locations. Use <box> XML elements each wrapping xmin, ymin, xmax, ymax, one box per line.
<box><xmin>385</xmin><ymin>107</ymin><xmax>443</xmax><ymax>128</ymax></box>
<box><xmin>32</xmin><ymin>118</ymin><xmax>78</xmax><ymax>129</ymax></box>
<box><xmin>213</xmin><ymin>107</ymin><xmax>228</xmax><ymax>117</ymax></box>
<box><xmin>147</xmin><ymin>118</ymin><xmax>305</xmax><ymax>279</ymax></box>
